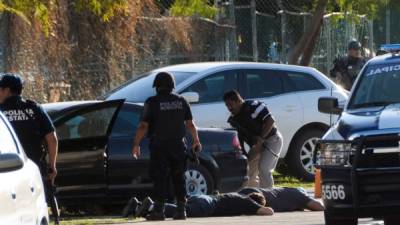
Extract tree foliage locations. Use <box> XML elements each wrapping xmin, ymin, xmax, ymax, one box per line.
<box><xmin>0</xmin><ymin>0</ymin><xmax>129</xmax><ymax>36</ymax></box>
<box><xmin>171</xmin><ymin>0</ymin><xmax>217</xmax><ymax>19</ymax></box>
<box><xmin>74</xmin><ymin>0</ymin><xmax>129</xmax><ymax>22</ymax></box>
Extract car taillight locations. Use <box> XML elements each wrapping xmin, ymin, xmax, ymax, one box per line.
<box><xmin>232</xmin><ymin>134</ymin><xmax>242</xmax><ymax>151</ymax></box>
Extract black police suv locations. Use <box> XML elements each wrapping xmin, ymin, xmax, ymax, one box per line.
<box><xmin>43</xmin><ymin>100</ymin><xmax>247</xmax><ymax>206</ymax></box>
<box><xmin>316</xmin><ymin>49</ymin><xmax>400</xmax><ymax>225</ymax></box>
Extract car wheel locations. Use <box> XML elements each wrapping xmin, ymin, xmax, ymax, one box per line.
<box><xmin>286</xmin><ymin>129</ymin><xmax>325</xmax><ymax>181</ymax></box>
<box><xmin>185</xmin><ymin>163</ymin><xmax>214</xmax><ymax>196</ymax></box>
<box><xmin>324</xmin><ymin>212</ymin><xmax>357</xmax><ymax>225</ymax></box>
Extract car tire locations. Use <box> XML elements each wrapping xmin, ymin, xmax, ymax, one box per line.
<box><xmin>324</xmin><ymin>212</ymin><xmax>357</xmax><ymax>225</ymax></box>
<box><xmin>185</xmin><ymin>162</ymin><xmax>214</xmax><ymax>196</ymax></box>
<box><xmin>286</xmin><ymin>128</ymin><xmax>325</xmax><ymax>181</ymax></box>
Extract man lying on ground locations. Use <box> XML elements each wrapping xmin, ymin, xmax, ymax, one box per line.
<box><xmin>130</xmin><ymin>192</ymin><xmax>274</xmax><ymax>219</ymax></box>
<box><xmin>238</xmin><ymin>187</ymin><xmax>325</xmax><ymax>212</ymax></box>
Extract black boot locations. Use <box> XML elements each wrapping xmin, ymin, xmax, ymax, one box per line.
<box><xmin>122</xmin><ymin>197</ymin><xmax>140</xmax><ymax>217</ymax></box>
<box><xmin>146</xmin><ymin>202</ymin><xmax>165</xmax><ymax>221</ymax></box>
<box><xmin>135</xmin><ymin>197</ymin><xmax>154</xmax><ymax>218</ymax></box>
<box><xmin>173</xmin><ymin>201</ymin><xmax>187</xmax><ymax>220</ymax></box>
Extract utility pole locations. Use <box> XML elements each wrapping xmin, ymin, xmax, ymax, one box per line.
<box><xmin>251</xmin><ymin>0</ymin><xmax>258</xmax><ymax>62</ymax></box>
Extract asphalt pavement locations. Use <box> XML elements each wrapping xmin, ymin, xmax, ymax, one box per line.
<box><xmin>111</xmin><ymin>211</ymin><xmax>384</xmax><ymax>225</ymax></box>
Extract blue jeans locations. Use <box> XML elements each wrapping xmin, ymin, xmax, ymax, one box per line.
<box><xmin>165</xmin><ymin>195</ymin><xmax>216</xmax><ymax>217</ymax></box>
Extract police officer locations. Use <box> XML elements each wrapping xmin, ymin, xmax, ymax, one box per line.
<box><xmin>132</xmin><ymin>72</ymin><xmax>202</xmax><ymax>221</ymax></box>
<box><xmin>223</xmin><ymin>90</ymin><xmax>282</xmax><ymax>189</ymax></box>
<box><xmin>0</xmin><ymin>73</ymin><xmax>59</xmax><ymax>224</ymax></box>
<box><xmin>330</xmin><ymin>40</ymin><xmax>368</xmax><ymax>90</ymax></box>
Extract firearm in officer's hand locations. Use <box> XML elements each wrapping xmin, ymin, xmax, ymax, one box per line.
<box><xmin>188</xmin><ymin>146</ymin><xmax>200</xmax><ymax>165</ymax></box>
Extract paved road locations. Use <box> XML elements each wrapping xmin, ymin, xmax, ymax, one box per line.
<box><xmin>111</xmin><ymin>211</ymin><xmax>383</xmax><ymax>225</ymax></box>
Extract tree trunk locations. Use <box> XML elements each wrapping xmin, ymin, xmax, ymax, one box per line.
<box><xmin>288</xmin><ymin>0</ymin><xmax>328</xmax><ymax>65</ymax></box>
<box><xmin>300</xmin><ymin>18</ymin><xmax>323</xmax><ymax>66</ymax></box>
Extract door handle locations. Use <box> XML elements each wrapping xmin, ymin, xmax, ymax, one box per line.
<box><xmin>30</xmin><ymin>186</ymin><xmax>35</xmax><ymax>193</ymax></box>
<box><xmin>283</xmin><ymin>105</ymin><xmax>297</xmax><ymax>112</ymax></box>
<box><xmin>11</xmin><ymin>192</ymin><xmax>16</xmax><ymax>200</ymax></box>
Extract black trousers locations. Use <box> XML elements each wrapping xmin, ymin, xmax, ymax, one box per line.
<box><xmin>149</xmin><ymin>138</ymin><xmax>187</xmax><ymax>203</ymax></box>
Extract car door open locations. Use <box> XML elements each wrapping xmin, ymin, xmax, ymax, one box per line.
<box><xmin>52</xmin><ymin>99</ymin><xmax>124</xmax><ymax>198</ymax></box>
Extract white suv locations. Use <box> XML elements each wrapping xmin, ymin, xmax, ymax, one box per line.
<box><xmin>105</xmin><ymin>62</ymin><xmax>348</xmax><ymax>180</ymax></box>
<box><xmin>0</xmin><ymin>112</ymin><xmax>49</xmax><ymax>225</ymax></box>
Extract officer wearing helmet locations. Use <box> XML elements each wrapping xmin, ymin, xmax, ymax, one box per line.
<box><xmin>132</xmin><ymin>71</ymin><xmax>202</xmax><ymax>220</ymax></box>
<box><xmin>330</xmin><ymin>40</ymin><xmax>368</xmax><ymax>90</ymax></box>
<box><xmin>0</xmin><ymin>73</ymin><xmax>59</xmax><ymax>224</ymax></box>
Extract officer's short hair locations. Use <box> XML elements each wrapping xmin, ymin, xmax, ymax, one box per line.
<box><xmin>223</xmin><ymin>90</ymin><xmax>242</xmax><ymax>102</ymax></box>
<box><xmin>0</xmin><ymin>73</ymin><xmax>23</xmax><ymax>95</ymax></box>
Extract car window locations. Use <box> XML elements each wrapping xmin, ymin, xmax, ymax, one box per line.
<box><xmin>0</xmin><ymin>118</ymin><xmax>18</xmax><ymax>154</ymax></box>
<box><xmin>110</xmin><ymin>105</ymin><xmax>141</xmax><ymax>137</ymax></box>
<box><xmin>243</xmin><ymin>69</ymin><xmax>283</xmax><ymax>98</ymax></box>
<box><xmin>285</xmin><ymin>72</ymin><xmax>325</xmax><ymax>91</ymax></box>
<box><xmin>182</xmin><ymin>71</ymin><xmax>238</xmax><ymax>104</ymax></box>
<box><xmin>105</xmin><ymin>71</ymin><xmax>196</xmax><ymax>102</ymax></box>
<box><xmin>56</xmin><ymin>106</ymin><xmax>118</xmax><ymax>140</ymax></box>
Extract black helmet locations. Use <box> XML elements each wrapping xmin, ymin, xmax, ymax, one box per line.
<box><xmin>348</xmin><ymin>40</ymin><xmax>361</xmax><ymax>50</ymax></box>
<box><xmin>152</xmin><ymin>72</ymin><xmax>175</xmax><ymax>91</ymax></box>
<box><xmin>0</xmin><ymin>73</ymin><xmax>23</xmax><ymax>95</ymax></box>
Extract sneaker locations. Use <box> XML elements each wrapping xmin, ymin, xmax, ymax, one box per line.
<box><xmin>146</xmin><ymin>210</ymin><xmax>165</xmax><ymax>221</ymax></box>
<box><xmin>135</xmin><ymin>197</ymin><xmax>154</xmax><ymax>218</ymax></box>
<box><xmin>145</xmin><ymin>201</ymin><xmax>165</xmax><ymax>221</ymax></box>
<box><xmin>173</xmin><ymin>202</ymin><xmax>187</xmax><ymax>220</ymax></box>
<box><xmin>122</xmin><ymin>197</ymin><xmax>140</xmax><ymax>217</ymax></box>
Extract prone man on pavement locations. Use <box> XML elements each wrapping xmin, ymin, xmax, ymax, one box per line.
<box><xmin>134</xmin><ymin>192</ymin><xmax>274</xmax><ymax>218</ymax></box>
<box><xmin>223</xmin><ymin>90</ymin><xmax>282</xmax><ymax>188</ymax></box>
<box><xmin>0</xmin><ymin>73</ymin><xmax>59</xmax><ymax>224</ymax></box>
<box><xmin>132</xmin><ymin>71</ymin><xmax>202</xmax><ymax>221</ymax></box>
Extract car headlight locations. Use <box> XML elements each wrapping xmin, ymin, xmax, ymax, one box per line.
<box><xmin>315</xmin><ymin>141</ymin><xmax>353</xmax><ymax>166</ymax></box>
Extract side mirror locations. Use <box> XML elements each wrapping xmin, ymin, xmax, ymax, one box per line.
<box><xmin>181</xmin><ymin>92</ymin><xmax>199</xmax><ymax>103</ymax></box>
<box><xmin>318</xmin><ymin>97</ymin><xmax>343</xmax><ymax>115</ymax></box>
<box><xmin>0</xmin><ymin>153</ymin><xmax>24</xmax><ymax>173</ymax></box>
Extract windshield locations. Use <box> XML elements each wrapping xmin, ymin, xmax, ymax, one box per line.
<box><xmin>104</xmin><ymin>71</ymin><xmax>196</xmax><ymax>102</ymax></box>
<box><xmin>348</xmin><ymin>63</ymin><xmax>400</xmax><ymax>109</ymax></box>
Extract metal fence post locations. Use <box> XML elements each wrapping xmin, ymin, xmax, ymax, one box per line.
<box><xmin>229</xmin><ymin>0</ymin><xmax>238</xmax><ymax>61</ymax></box>
<box><xmin>386</xmin><ymin>0</ymin><xmax>391</xmax><ymax>44</ymax></box>
<box><xmin>250</xmin><ymin>0</ymin><xmax>258</xmax><ymax>62</ymax></box>
<box><xmin>280</xmin><ymin>11</ymin><xmax>287</xmax><ymax>64</ymax></box>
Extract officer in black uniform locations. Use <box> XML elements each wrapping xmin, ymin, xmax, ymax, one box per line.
<box><xmin>330</xmin><ymin>40</ymin><xmax>368</xmax><ymax>90</ymax></box>
<box><xmin>0</xmin><ymin>73</ymin><xmax>59</xmax><ymax>225</ymax></box>
<box><xmin>132</xmin><ymin>72</ymin><xmax>202</xmax><ymax>221</ymax></box>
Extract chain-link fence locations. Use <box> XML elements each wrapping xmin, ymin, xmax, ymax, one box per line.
<box><xmin>313</xmin><ymin>13</ymin><xmax>373</xmax><ymax>75</ymax></box>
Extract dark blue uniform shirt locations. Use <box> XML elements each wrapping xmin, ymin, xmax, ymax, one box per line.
<box><xmin>141</xmin><ymin>93</ymin><xmax>192</xmax><ymax>140</ymax></box>
<box><xmin>0</xmin><ymin>96</ymin><xmax>55</xmax><ymax>164</ymax></box>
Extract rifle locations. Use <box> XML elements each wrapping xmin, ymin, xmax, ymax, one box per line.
<box><xmin>228</xmin><ymin>117</ymin><xmax>279</xmax><ymax>159</ymax></box>
<box><xmin>40</xmin><ymin>162</ymin><xmax>60</xmax><ymax>225</ymax></box>
<box><xmin>187</xmin><ymin>145</ymin><xmax>200</xmax><ymax>165</ymax></box>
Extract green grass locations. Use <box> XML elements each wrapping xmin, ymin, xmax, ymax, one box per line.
<box><xmin>274</xmin><ymin>172</ymin><xmax>315</xmax><ymax>189</ymax></box>
<box><xmin>51</xmin><ymin>217</ymin><xmax>137</xmax><ymax>225</ymax></box>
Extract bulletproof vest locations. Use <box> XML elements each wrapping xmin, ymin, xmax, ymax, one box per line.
<box><xmin>0</xmin><ymin>96</ymin><xmax>44</xmax><ymax>163</ymax></box>
<box><xmin>346</xmin><ymin>57</ymin><xmax>365</xmax><ymax>83</ymax></box>
<box><xmin>149</xmin><ymin>93</ymin><xmax>187</xmax><ymax>140</ymax></box>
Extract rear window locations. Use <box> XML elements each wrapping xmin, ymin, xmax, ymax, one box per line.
<box><xmin>105</xmin><ymin>71</ymin><xmax>196</xmax><ymax>102</ymax></box>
